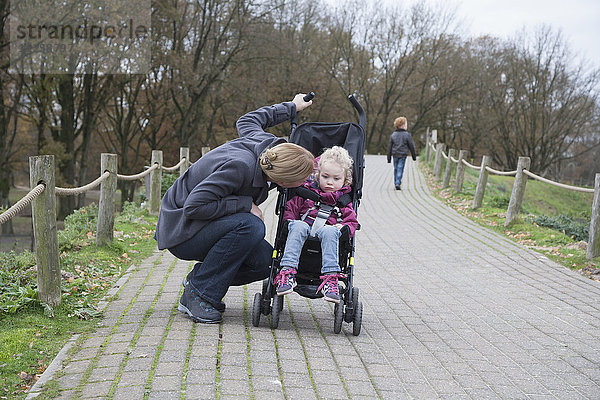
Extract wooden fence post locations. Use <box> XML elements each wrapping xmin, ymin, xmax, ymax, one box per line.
<box><xmin>472</xmin><ymin>155</ymin><xmax>491</xmax><ymax>210</ymax></box>
<box><xmin>201</xmin><ymin>147</ymin><xmax>211</xmax><ymax>157</ymax></box>
<box><xmin>433</xmin><ymin>143</ymin><xmax>446</xmax><ymax>181</ymax></box>
<box><xmin>149</xmin><ymin>150</ymin><xmax>163</xmax><ymax>215</ymax></box>
<box><xmin>427</xmin><ymin>129</ymin><xmax>437</xmax><ymax>164</ymax></box>
<box><xmin>97</xmin><ymin>153</ymin><xmax>117</xmax><ymax>246</ymax></box>
<box><xmin>425</xmin><ymin>127</ymin><xmax>431</xmax><ymax>164</ymax></box>
<box><xmin>180</xmin><ymin>147</ymin><xmax>190</xmax><ymax>176</ymax></box>
<box><xmin>29</xmin><ymin>155</ymin><xmax>61</xmax><ymax>307</ymax></box>
<box><xmin>504</xmin><ymin>156</ymin><xmax>531</xmax><ymax>227</ymax></box>
<box><xmin>587</xmin><ymin>173</ymin><xmax>600</xmax><ymax>260</ymax></box>
<box><xmin>442</xmin><ymin>148</ymin><xmax>457</xmax><ymax>188</ymax></box>
<box><xmin>454</xmin><ymin>150</ymin><xmax>468</xmax><ymax>193</ymax></box>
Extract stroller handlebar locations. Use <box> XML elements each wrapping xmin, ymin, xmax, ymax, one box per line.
<box><xmin>348</xmin><ymin>94</ymin><xmax>366</xmax><ymax>128</ymax></box>
<box><xmin>291</xmin><ymin>92</ymin><xmax>314</xmax><ymax>136</ymax></box>
<box><xmin>303</xmin><ymin>92</ymin><xmax>315</xmax><ymax>102</ymax></box>
<box><xmin>290</xmin><ymin>92</ymin><xmax>366</xmax><ymax>139</ymax></box>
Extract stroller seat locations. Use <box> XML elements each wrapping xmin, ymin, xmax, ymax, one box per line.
<box><xmin>279</xmin><ymin>220</ymin><xmax>352</xmax><ymax>299</ymax></box>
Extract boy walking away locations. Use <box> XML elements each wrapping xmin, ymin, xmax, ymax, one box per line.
<box><xmin>387</xmin><ymin>117</ymin><xmax>417</xmax><ymax>190</ymax></box>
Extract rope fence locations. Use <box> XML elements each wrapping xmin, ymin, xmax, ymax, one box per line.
<box><xmin>2</xmin><ymin>161</ymin><xmax>181</xmax><ymax>225</ymax></box>
<box><xmin>523</xmin><ymin>170</ymin><xmax>595</xmax><ymax>193</ymax></box>
<box><xmin>461</xmin><ymin>158</ymin><xmax>481</xmax><ymax>171</ymax></box>
<box><xmin>117</xmin><ymin>162</ymin><xmax>159</xmax><ymax>181</ymax></box>
<box><xmin>55</xmin><ymin>171</ymin><xmax>111</xmax><ymax>196</ymax></box>
<box><xmin>0</xmin><ymin>148</ymin><xmax>198</xmax><ymax>307</ymax></box>
<box><xmin>161</xmin><ymin>157</ymin><xmax>187</xmax><ymax>172</ymax></box>
<box><xmin>0</xmin><ymin>183</ymin><xmax>45</xmax><ymax>225</ymax></box>
<box><xmin>485</xmin><ymin>166</ymin><xmax>517</xmax><ymax>176</ymax></box>
<box><xmin>429</xmin><ymin>141</ymin><xmax>588</xmax><ymax>188</ymax></box>
<box><xmin>2</xmin><ymin>162</ymin><xmax>178</xmax><ymax>223</ymax></box>
<box><xmin>425</xmin><ymin>139</ymin><xmax>599</xmax><ymax>261</ymax></box>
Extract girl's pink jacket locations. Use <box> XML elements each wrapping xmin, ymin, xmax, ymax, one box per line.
<box><xmin>282</xmin><ymin>181</ymin><xmax>359</xmax><ymax>237</ymax></box>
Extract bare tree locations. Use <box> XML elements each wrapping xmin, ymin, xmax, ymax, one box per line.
<box><xmin>98</xmin><ymin>74</ymin><xmax>149</xmax><ymax>204</ymax></box>
<box><xmin>438</xmin><ymin>36</ymin><xmax>506</xmax><ymax>158</ymax></box>
<box><xmin>486</xmin><ymin>26</ymin><xmax>600</xmax><ymax>173</ymax></box>
<box><xmin>158</xmin><ymin>0</ymin><xmax>256</xmax><ymax>146</ymax></box>
<box><xmin>0</xmin><ymin>0</ymin><xmax>28</xmax><ymax>234</ymax></box>
<box><xmin>323</xmin><ymin>1</ymin><xmax>463</xmax><ymax>153</ymax></box>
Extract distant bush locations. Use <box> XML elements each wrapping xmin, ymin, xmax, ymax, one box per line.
<box><xmin>530</xmin><ymin>214</ymin><xmax>589</xmax><ymax>241</ymax></box>
<box><xmin>116</xmin><ymin>201</ymin><xmax>150</xmax><ymax>223</ymax></box>
<box><xmin>0</xmin><ymin>251</ymin><xmax>38</xmax><ymax>313</ymax></box>
<box><xmin>161</xmin><ymin>173</ymin><xmax>177</xmax><ymax>197</ymax></box>
<box><xmin>58</xmin><ymin>203</ymin><xmax>98</xmax><ymax>252</ymax></box>
<box><xmin>488</xmin><ymin>194</ymin><xmax>510</xmax><ymax>209</ymax></box>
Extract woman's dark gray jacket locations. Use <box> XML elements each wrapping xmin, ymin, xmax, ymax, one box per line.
<box><xmin>155</xmin><ymin>102</ymin><xmax>296</xmax><ymax>250</ymax></box>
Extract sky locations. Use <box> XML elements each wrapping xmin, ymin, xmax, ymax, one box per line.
<box><xmin>415</xmin><ymin>0</ymin><xmax>600</xmax><ymax>69</ymax></box>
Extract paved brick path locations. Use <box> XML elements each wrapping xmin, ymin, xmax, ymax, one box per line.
<box><xmin>29</xmin><ymin>155</ymin><xmax>600</xmax><ymax>399</ymax></box>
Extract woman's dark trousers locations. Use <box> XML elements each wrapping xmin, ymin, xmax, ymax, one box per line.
<box><xmin>169</xmin><ymin>213</ymin><xmax>271</xmax><ymax>311</ymax></box>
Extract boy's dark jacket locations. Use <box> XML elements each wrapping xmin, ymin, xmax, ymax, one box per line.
<box><xmin>387</xmin><ymin>129</ymin><xmax>417</xmax><ymax>162</ymax></box>
<box><xmin>154</xmin><ymin>102</ymin><xmax>296</xmax><ymax>250</ymax></box>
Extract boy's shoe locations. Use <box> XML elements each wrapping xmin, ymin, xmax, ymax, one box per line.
<box><xmin>178</xmin><ymin>284</ymin><xmax>222</xmax><ymax>324</ymax></box>
<box><xmin>395</xmin><ymin>185</ymin><xmax>401</xmax><ymax>190</ymax></box>
<box><xmin>275</xmin><ymin>267</ymin><xmax>297</xmax><ymax>295</ymax></box>
<box><xmin>317</xmin><ymin>273</ymin><xmax>343</xmax><ymax>303</ymax></box>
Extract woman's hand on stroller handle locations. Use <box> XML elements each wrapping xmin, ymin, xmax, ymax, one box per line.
<box><xmin>293</xmin><ymin>92</ymin><xmax>314</xmax><ymax>112</ymax></box>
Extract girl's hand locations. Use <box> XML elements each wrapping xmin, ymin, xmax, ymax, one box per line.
<box><xmin>334</xmin><ymin>223</ymin><xmax>344</xmax><ymax>230</ymax></box>
<box><xmin>250</xmin><ymin>203</ymin><xmax>264</xmax><ymax>221</ymax></box>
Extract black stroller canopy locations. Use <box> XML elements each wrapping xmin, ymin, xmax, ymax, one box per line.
<box><xmin>290</xmin><ymin>121</ymin><xmax>365</xmax><ymax>197</ymax></box>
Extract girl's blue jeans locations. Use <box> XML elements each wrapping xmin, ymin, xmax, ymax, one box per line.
<box><xmin>168</xmin><ymin>213</ymin><xmax>271</xmax><ymax>311</ymax></box>
<box><xmin>280</xmin><ymin>220</ymin><xmax>341</xmax><ymax>274</ymax></box>
<box><xmin>393</xmin><ymin>156</ymin><xmax>407</xmax><ymax>186</ymax></box>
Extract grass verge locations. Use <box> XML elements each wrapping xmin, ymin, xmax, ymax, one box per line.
<box><xmin>0</xmin><ymin>202</ymin><xmax>158</xmax><ymax>399</ymax></box>
<box><xmin>419</xmin><ymin>155</ymin><xmax>599</xmax><ymax>279</ymax></box>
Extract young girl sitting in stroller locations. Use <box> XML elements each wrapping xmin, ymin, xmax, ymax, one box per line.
<box><xmin>275</xmin><ymin>146</ymin><xmax>359</xmax><ymax>303</ymax></box>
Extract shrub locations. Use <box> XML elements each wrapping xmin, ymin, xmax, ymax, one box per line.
<box><xmin>0</xmin><ymin>251</ymin><xmax>38</xmax><ymax>313</ymax></box>
<box><xmin>116</xmin><ymin>201</ymin><xmax>150</xmax><ymax>224</ymax></box>
<box><xmin>58</xmin><ymin>203</ymin><xmax>98</xmax><ymax>251</ymax></box>
<box><xmin>530</xmin><ymin>214</ymin><xmax>589</xmax><ymax>241</ymax></box>
<box><xmin>161</xmin><ymin>173</ymin><xmax>177</xmax><ymax>197</ymax></box>
<box><xmin>488</xmin><ymin>194</ymin><xmax>510</xmax><ymax>209</ymax></box>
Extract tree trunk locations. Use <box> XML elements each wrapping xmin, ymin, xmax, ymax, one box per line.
<box><xmin>0</xmin><ymin>170</ymin><xmax>13</xmax><ymax>235</ymax></box>
<box><xmin>56</xmin><ymin>74</ymin><xmax>76</xmax><ymax>219</ymax></box>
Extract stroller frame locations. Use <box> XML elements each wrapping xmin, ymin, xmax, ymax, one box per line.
<box><xmin>252</xmin><ymin>94</ymin><xmax>366</xmax><ymax>336</ymax></box>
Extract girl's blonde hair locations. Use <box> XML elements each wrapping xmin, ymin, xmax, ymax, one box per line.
<box><xmin>259</xmin><ymin>143</ymin><xmax>314</xmax><ymax>183</ymax></box>
<box><xmin>394</xmin><ymin>117</ymin><xmax>407</xmax><ymax>130</ymax></box>
<box><xmin>318</xmin><ymin>146</ymin><xmax>353</xmax><ymax>186</ymax></box>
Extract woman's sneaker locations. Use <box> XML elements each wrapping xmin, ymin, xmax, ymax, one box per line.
<box><xmin>178</xmin><ymin>284</ymin><xmax>222</xmax><ymax>324</ymax></box>
<box><xmin>275</xmin><ymin>267</ymin><xmax>297</xmax><ymax>295</ymax></box>
<box><xmin>317</xmin><ymin>273</ymin><xmax>343</xmax><ymax>303</ymax></box>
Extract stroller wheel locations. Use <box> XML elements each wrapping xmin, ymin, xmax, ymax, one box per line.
<box><xmin>261</xmin><ymin>278</ymin><xmax>269</xmax><ymax>295</ymax></box>
<box><xmin>352</xmin><ymin>300</ymin><xmax>363</xmax><ymax>336</ymax></box>
<box><xmin>334</xmin><ymin>299</ymin><xmax>344</xmax><ymax>334</ymax></box>
<box><xmin>345</xmin><ymin>287</ymin><xmax>360</xmax><ymax>323</ymax></box>
<box><xmin>270</xmin><ymin>295</ymin><xmax>284</xmax><ymax>329</ymax></box>
<box><xmin>252</xmin><ymin>292</ymin><xmax>262</xmax><ymax>327</ymax></box>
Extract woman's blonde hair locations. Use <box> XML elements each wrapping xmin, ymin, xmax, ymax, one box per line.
<box><xmin>260</xmin><ymin>143</ymin><xmax>314</xmax><ymax>183</ymax></box>
<box><xmin>394</xmin><ymin>117</ymin><xmax>407</xmax><ymax>130</ymax></box>
<box><xmin>318</xmin><ymin>146</ymin><xmax>353</xmax><ymax>186</ymax></box>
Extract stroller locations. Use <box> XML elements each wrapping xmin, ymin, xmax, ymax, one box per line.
<box><xmin>252</xmin><ymin>93</ymin><xmax>366</xmax><ymax>336</ymax></box>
